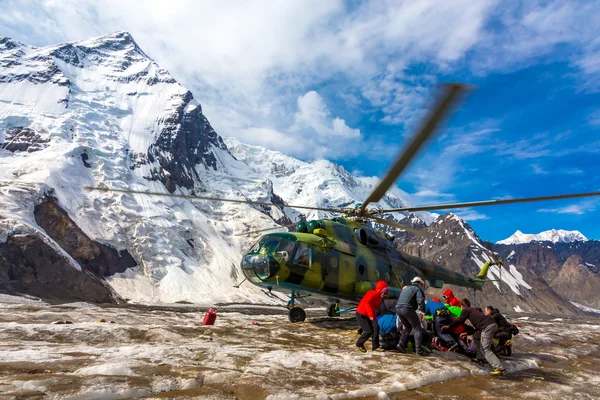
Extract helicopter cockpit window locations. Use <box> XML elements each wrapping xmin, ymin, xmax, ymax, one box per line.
<box><xmin>257</xmin><ymin>237</ymin><xmax>280</xmax><ymax>255</ymax></box>
<box><xmin>274</xmin><ymin>239</ymin><xmax>296</xmax><ymax>263</ymax></box>
<box><xmin>248</xmin><ymin>239</ymin><xmax>262</xmax><ymax>253</ymax></box>
<box><xmin>292</xmin><ymin>243</ymin><xmax>311</xmax><ymax>269</ymax></box>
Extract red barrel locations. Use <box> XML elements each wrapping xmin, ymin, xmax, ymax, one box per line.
<box><xmin>202</xmin><ymin>307</ymin><xmax>218</xmax><ymax>326</ymax></box>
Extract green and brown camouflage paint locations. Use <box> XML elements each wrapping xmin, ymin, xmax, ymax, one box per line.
<box><xmin>241</xmin><ymin>217</ymin><xmax>490</xmax><ymax>303</ymax></box>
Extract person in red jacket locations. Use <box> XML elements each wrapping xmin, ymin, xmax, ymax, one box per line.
<box><xmin>443</xmin><ymin>289</ymin><xmax>461</xmax><ymax>307</ymax></box>
<box><xmin>355</xmin><ymin>280</ymin><xmax>389</xmax><ymax>352</ymax></box>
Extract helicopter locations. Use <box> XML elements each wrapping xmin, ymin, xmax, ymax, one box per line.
<box><xmin>86</xmin><ymin>83</ymin><xmax>600</xmax><ymax>323</ymax></box>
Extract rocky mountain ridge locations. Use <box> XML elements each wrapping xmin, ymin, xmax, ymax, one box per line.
<box><xmin>494</xmin><ymin>240</ymin><xmax>600</xmax><ymax>309</ymax></box>
<box><xmin>396</xmin><ymin>213</ymin><xmax>586</xmax><ymax>315</ymax></box>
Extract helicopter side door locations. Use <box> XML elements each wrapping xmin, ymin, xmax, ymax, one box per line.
<box><xmin>322</xmin><ymin>249</ymin><xmax>356</xmax><ymax>295</ymax></box>
<box><xmin>290</xmin><ymin>242</ymin><xmax>325</xmax><ymax>291</ymax></box>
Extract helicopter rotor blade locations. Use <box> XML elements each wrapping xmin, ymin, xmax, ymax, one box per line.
<box><xmin>369</xmin><ymin>215</ymin><xmax>424</xmax><ymax>234</ymax></box>
<box><xmin>233</xmin><ymin>223</ymin><xmax>298</xmax><ymax>236</ymax></box>
<box><xmin>84</xmin><ymin>186</ymin><xmax>343</xmax><ymax>213</ymax></box>
<box><xmin>374</xmin><ymin>191</ymin><xmax>600</xmax><ymax>213</ymax></box>
<box><xmin>360</xmin><ymin>83</ymin><xmax>470</xmax><ymax>212</ymax></box>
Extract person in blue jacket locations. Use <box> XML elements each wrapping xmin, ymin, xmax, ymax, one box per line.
<box><xmin>426</xmin><ymin>297</ymin><xmax>457</xmax><ymax>350</ymax></box>
<box><xmin>425</xmin><ymin>297</ymin><xmax>446</xmax><ymax>316</ymax></box>
<box><xmin>376</xmin><ymin>298</ymin><xmax>399</xmax><ymax>349</ymax></box>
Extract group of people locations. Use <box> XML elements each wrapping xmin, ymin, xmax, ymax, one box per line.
<box><xmin>354</xmin><ymin>278</ymin><xmax>516</xmax><ymax>376</ymax></box>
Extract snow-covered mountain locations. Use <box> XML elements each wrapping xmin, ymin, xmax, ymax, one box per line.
<box><xmin>497</xmin><ymin>229</ymin><xmax>588</xmax><ymax>245</ymax></box>
<box><xmin>0</xmin><ymin>32</ymin><xmax>430</xmax><ymax>304</ymax></box>
<box><xmin>226</xmin><ymin>138</ymin><xmax>436</xmax><ymax>226</ymax></box>
<box><xmin>0</xmin><ymin>32</ymin><xmax>298</xmax><ymax>304</ymax></box>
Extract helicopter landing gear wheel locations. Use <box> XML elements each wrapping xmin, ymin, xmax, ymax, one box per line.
<box><xmin>288</xmin><ymin>307</ymin><xmax>306</xmax><ymax>323</ymax></box>
<box><xmin>327</xmin><ymin>302</ymin><xmax>340</xmax><ymax>317</ymax></box>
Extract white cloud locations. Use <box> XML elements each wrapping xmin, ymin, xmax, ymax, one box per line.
<box><xmin>538</xmin><ymin>200</ymin><xmax>598</xmax><ymax>215</ymax></box>
<box><xmin>588</xmin><ymin>110</ymin><xmax>600</xmax><ymax>126</ymax></box>
<box><xmin>403</xmin><ymin>124</ymin><xmax>499</xmax><ymax>203</ymax></box>
<box><xmin>411</xmin><ymin>190</ymin><xmax>456</xmax><ymax>204</ymax></box>
<box><xmin>231</xmin><ymin>91</ymin><xmax>361</xmax><ymax>159</ymax></box>
<box><xmin>559</xmin><ymin>168</ymin><xmax>584</xmax><ymax>175</ymax></box>
<box><xmin>293</xmin><ymin>91</ymin><xmax>360</xmax><ymax>139</ymax></box>
<box><xmin>532</xmin><ymin>164</ymin><xmax>548</xmax><ymax>175</ymax></box>
<box><xmin>472</xmin><ymin>1</ymin><xmax>600</xmax><ymax>90</ymax></box>
<box><xmin>453</xmin><ymin>208</ymin><xmax>489</xmax><ymax>221</ymax></box>
<box><xmin>538</xmin><ymin>205</ymin><xmax>587</xmax><ymax>215</ymax></box>
<box><xmin>233</xmin><ymin>127</ymin><xmax>301</xmax><ymax>155</ymax></box>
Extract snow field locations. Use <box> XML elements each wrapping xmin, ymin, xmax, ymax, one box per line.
<box><xmin>2</xmin><ymin>297</ymin><xmax>597</xmax><ymax>399</ymax></box>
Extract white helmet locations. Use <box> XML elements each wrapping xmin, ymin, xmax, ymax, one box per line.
<box><xmin>411</xmin><ymin>276</ymin><xmax>425</xmax><ymax>285</ymax></box>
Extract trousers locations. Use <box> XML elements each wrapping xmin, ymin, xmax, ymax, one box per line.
<box><xmin>434</xmin><ymin>315</ymin><xmax>457</xmax><ymax>347</ymax></box>
<box><xmin>397</xmin><ymin>306</ymin><xmax>422</xmax><ymax>351</ymax></box>
<box><xmin>475</xmin><ymin>323</ymin><xmax>503</xmax><ymax>370</ymax></box>
<box><xmin>356</xmin><ymin>313</ymin><xmax>380</xmax><ymax>350</ymax></box>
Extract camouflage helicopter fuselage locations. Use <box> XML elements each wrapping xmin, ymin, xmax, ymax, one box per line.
<box><xmin>241</xmin><ymin>217</ymin><xmax>490</xmax><ymax>304</ymax></box>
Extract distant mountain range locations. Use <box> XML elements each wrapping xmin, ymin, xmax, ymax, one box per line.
<box><xmin>497</xmin><ymin>229</ymin><xmax>588</xmax><ymax>245</ymax></box>
<box><xmin>396</xmin><ymin>214</ymin><xmax>588</xmax><ymax>315</ymax></box>
<box><xmin>494</xmin><ymin>240</ymin><xmax>600</xmax><ymax>309</ymax></box>
<box><xmin>1</xmin><ymin>32</ymin><xmax>599</xmax><ymax>314</ymax></box>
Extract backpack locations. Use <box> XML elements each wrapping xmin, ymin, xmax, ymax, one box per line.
<box><xmin>435</xmin><ymin>308</ymin><xmax>451</xmax><ymax>317</ymax></box>
<box><xmin>509</xmin><ymin>324</ymin><xmax>519</xmax><ymax>336</ymax></box>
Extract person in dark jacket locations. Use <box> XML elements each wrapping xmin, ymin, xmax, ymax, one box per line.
<box><xmin>395</xmin><ymin>276</ymin><xmax>426</xmax><ymax>355</ymax></box>
<box><xmin>355</xmin><ymin>281</ymin><xmax>389</xmax><ymax>352</ymax></box>
<box><xmin>485</xmin><ymin>306</ymin><xmax>512</xmax><ymax>351</ymax></box>
<box><xmin>485</xmin><ymin>306</ymin><xmax>510</xmax><ymax>332</ymax></box>
<box><xmin>377</xmin><ymin>298</ymin><xmax>397</xmax><ymax>318</ymax></box>
<box><xmin>443</xmin><ymin>298</ymin><xmax>506</xmax><ymax>375</ymax></box>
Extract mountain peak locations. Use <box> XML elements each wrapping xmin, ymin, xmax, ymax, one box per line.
<box><xmin>69</xmin><ymin>31</ymin><xmax>150</xmax><ymax>59</ymax></box>
<box><xmin>81</xmin><ymin>31</ymin><xmax>134</xmax><ymax>45</ymax></box>
<box><xmin>497</xmin><ymin>229</ymin><xmax>588</xmax><ymax>245</ymax></box>
<box><xmin>0</xmin><ymin>37</ymin><xmax>24</xmax><ymax>51</ymax></box>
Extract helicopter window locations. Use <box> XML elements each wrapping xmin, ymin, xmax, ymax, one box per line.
<box><xmin>274</xmin><ymin>239</ymin><xmax>296</xmax><ymax>262</ymax></box>
<box><xmin>358</xmin><ymin>265</ymin><xmax>365</xmax><ymax>275</ymax></box>
<box><xmin>259</xmin><ymin>237</ymin><xmax>281</xmax><ymax>255</ymax></box>
<box><xmin>248</xmin><ymin>239</ymin><xmax>262</xmax><ymax>253</ymax></box>
<box><xmin>293</xmin><ymin>243</ymin><xmax>311</xmax><ymax>269</ymax></box>
<box><xmin>329</xmin><ymin>255</ymin><xmax>338</xmax><ymax>269</ymax></box>
<box><xmin>342</xmin><ymin>259</ymin><xmax>350</xmax><ymax>271</ymax></box>
<box><xmin>354</xmin><ymin>229</ymin><xmax>367</xmax><ymax>245</ymax></box>
<box><xmin>277</xmin><ymin>239</ymin><xmax>296</xmax><ymax>254</ymax></box>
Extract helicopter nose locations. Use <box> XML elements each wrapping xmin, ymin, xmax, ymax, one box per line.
<box><xmin>241</xmin><ymin>254</ymin><xmax>279</xmax><ymax>282</ymax></box>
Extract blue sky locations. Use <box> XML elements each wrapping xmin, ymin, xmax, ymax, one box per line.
<box><xmin>2</xmin><ymin>0</ymin><xmax>600</xmax><ymax>242</ymax></box>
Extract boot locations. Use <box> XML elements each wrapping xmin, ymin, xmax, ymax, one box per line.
<box><xmin>416</xmin><ymin>348</ymin><xmax>428</xmax><ymax>356</ymax></box>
